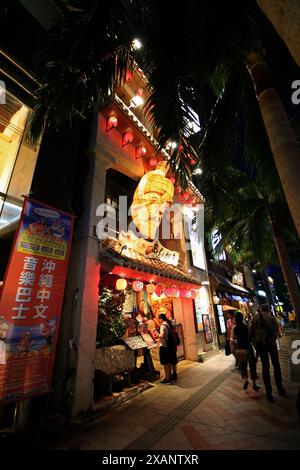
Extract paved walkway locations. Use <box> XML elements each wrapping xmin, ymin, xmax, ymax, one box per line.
<box><xmin>41</xmin><ymin>335</ymin><xmax>300</xmax><ymax>450</ymax></box>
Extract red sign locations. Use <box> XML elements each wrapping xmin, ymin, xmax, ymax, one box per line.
<box><xmin>0</xmin><ymin>198</ymin><xmax>74</xmax><ymax>403</ymax></box>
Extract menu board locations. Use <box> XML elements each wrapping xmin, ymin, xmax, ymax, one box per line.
<box><xmin>123</xmin><ymin>335</ymin><xmax>148</xmax><ymax>350</ymax></box>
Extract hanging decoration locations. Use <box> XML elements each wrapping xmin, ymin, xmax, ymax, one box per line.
<box><xmin>106</xmin><ymin>115</ymin><xmax>118</xmax><ymax>132</ymax></box>
<box><xmin>155</xmin><ymin>285</ymin><xmax>164</xmax><ymax>297</ymax></box>
<box><xmin>146</xmin><ymin>284</ymin><xmax>155</xmax><ymax>294</ymax></box>
<box><xmin>136</xmin><ymin>145</ymin><xmax>147</xmax><ymax>159</ymax></box>
<box><xmin>122</xmin><ymin>130</ymin><xmax>134</xmax><ymax>146</ymax></box>
<box><xmin>132</xmin><ymin>280</ymin><xmax>144</xmax><ymax>292</ymax></box>
<box><xmin>116</xmin><ymin>278</ymin><xmax>127</xmax><ymax>291</ymax></box>
<box><xmin>164</xmin><ymin>287</ymin><xmax>173</xmax><ymax>298</ymax></box>
<box><xmin>131</xmin><ymin>161</ymin><xmax>174</xmax><ymax>240</ymax></box>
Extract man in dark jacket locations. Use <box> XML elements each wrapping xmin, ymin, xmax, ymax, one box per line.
<box><xmin>250</xmin><ymin>304</ymin><xmax>286</xmax><ymax>402</ymax></box>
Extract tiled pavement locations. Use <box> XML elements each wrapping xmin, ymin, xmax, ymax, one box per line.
<box><xmin>42</xmin><ymin>334</ymin><xmax>300</xmax><ymax>451</ymax></box>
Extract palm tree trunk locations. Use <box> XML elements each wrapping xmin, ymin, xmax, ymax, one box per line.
<box><xmin>245</xmin><ymin>51</ymin><xmax>300</xmax><ymax>240</ymax></box>
<box><xmin>269</xmin><ymin>213</ymin><xmax>300</xmax><ymax>331</ymax></box>
<box><xmin>257</xmin><ymin>0</ymin><xmax>300</xmax><ymax>67</ymax></box>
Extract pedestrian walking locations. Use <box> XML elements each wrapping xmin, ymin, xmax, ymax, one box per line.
<box><xmin>226</xmin><ymin>311</ymin><xmax>238</xmax><ymax>365</ymax></box>
<box><xmin>250</xmin><ymin>304</ymin><xmax>286</xmax><ymax>402</ymax></box>
<box><xmin>231</xmin><ymin>311</ymin><xmax>260</xmax><ymax>392</ymax></box>
<box><xmin>158</xmin><ymin>313</ymin><xmax>177</xmax><ymax>384</ymax></box>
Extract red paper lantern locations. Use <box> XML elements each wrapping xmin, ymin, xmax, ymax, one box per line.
<box><xmin>172</xmin><ymin>288</ymin><xmax>180</xmax><ymax>298</ymax></box>
<box><xmin>164</xmin><ymin>288</ymin><xmax>173</xmax><ymax>297</ymax></box>
<box><xmin>155</xmin><ymin>285</ymin><xmax>164</xmax><ymax>297</ymax></box>
<box><xmin>169</xmin><ymin>176</ymin><xmax>176</xmax><ymax>185</ymax></box>
<box><xmin>175</xmin><ymin>186</ymin><xmax>182</xmax><ymax>194</ymax></box>
<box><xmin>136</xmin><ymin>145</ymin><xmax>147</xmax><ymax>158</ymax></box>
<box><xmin>146</xmin><ymin>284</ymin><xmax>155</xmax><ymax>294</ymax></box>
<box><xmin>106</xmin><ymin>115</ymin><xmax>118</xmax><ymax>131</ymax></box>
<box><xmin>190</xmin><ymin>290</ymin><xmax>197</xmax><ymax>299</ymax></box>
<box><xmin>148</xmin><ymin>157</ymin><xmax>158</xmax><ymax>168</ymax></box>
<box><xmin>180</xmin><ymin>289</ymin><xmax>187</xmax><ymax>298</ymax></box>
<box><xmin>132</xmin><ymin>280</ymin><xmax>144</xmax><ymax>291</ymax></box>
<box><xmin>125</xmin><ymin>71</ymin><xmax>133</xmax><ymax>82</ymax></box>
<box><xmin>182</xmin><ymin>191</ymin><xmax>190</xmax><ymax>200</ymax></box>
<box><xmin>116</xmin><ymin>278</ymin><xmax>127</xmax><ymax>291</ymax></box>
<box><xmin>122</xmin><ymin>131</ymin><xmax>134</xmax><ymax>146</ymax></box>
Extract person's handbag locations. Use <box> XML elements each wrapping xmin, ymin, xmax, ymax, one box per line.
<box><xmin>225</xmin><ymin>340</ymin><xmax>231</xmax><ymax>356</ymax></box>
<box><xmin>235</xmin><ymin>348</ymin><xmax>248</xmax><ymax>363</ymax></box>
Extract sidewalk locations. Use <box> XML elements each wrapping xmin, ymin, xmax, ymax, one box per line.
<box><xmin>38</xmin><ymin>334</ymin><xmax>300</xmax><ymax>450</ymax></box>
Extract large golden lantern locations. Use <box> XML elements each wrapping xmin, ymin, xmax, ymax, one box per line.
<box><xmin>130</xmin><ymin>161</ymin><xmax>174</xmax><ymax>240</ymax></box>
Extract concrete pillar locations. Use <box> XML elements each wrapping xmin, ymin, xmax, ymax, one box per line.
<box><xmin>70</xmin><ymin>149</ymin><xmax>115</xmax><ymax>417</ymax></box>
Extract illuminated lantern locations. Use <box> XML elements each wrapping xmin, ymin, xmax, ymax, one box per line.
<box><xmin>131</xmin><ymin>161</ymin><xmax>174</xmax><ymax>239</ymax></box>
<box><xmin>169</xmin><ymin>176</ymin><xmax>176</xmax><ymax>185</ymax></box>
<box><xmin>164</xmin><ymin>288</ymin><xmax>173</xmax><ymax>297</ymax></box>
<box><xmin>132</xmin><ymin>280</ymin><xmax>144</xmax><ymax>291</ymax></box>
<box><xmin>125</xmin><ymin>71</ymin><xmax>133</xmax><ymax>82</ymax></box>
<box><xmin>155</xmin><ymin>285</ymin><xmax>164</xmax><ymax>297</ymax></box>
<box><xmin>146</xmin><ymin>284</ymin><xmax>155</xmax><ymax>294</ymax></box>
<box><xmin>116</xmin><ymin>278</ymin><xmax>127</xmax><ymax>291</ymax></box>
<box><xmin>175</xmin><ymin>186</ymin><xmax>182</xmax><ymax>194</ymax></box>
<box><xmin>122</xmin><ymin>131</ymin><xmax>134</xmax><ymax>146</ymax></box>
<box><xmin>106</xmin><ymin>115</ymin><xmax>118</xmax><ymax>132</ymax></box>
<box><xmin>148</xmin><ymin>157</ymin><xmax>158</xmax><ymax>168</ymax></box>
<box><xmin>178</xmin><ymin>145</ymin><xmax>184</xmax><ymax>151</ymax></box>
<box><xmin>172</xmin><ymin>288</ymin><xmax>180</xmax><ymax>298</ymax></box>
<box><xmin>190</xmin><ymin>290</ymin><xmax>197</xmax><ymax>299</ymax></box>
<box><xmin>182</xmin><ymin>191</ymin><xmax>190</xmax><ymax>201</ymax></box>
<box><xmin>136</xmin><ymin>145</ymin><xmax>147</xmax><ymax>159</ymax></box>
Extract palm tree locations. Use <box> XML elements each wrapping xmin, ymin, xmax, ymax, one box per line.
<box><xmin>28</xmin><ymin>1</ymin><xmax>300</xmax><ymax>234</ymax></box>
<box><xmin>203</xmin><ymin>166</ymin><xmax>300</xmax><ymax>330</ymax></box>
<box><xmin>257</xmin><ymin>0</ymin><xmax>300</xmax><ymax>67</ymax></box>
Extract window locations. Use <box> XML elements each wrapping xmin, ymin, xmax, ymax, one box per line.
<box><xmin>0</xmin><ymin>91</ymin><xmax>39</xmax><ymax>237</ymax></box>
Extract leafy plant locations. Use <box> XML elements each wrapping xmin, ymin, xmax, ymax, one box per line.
<box><xmin>96</xmin><ymin>287</ymin><xmax>126</xmax><ymax>348</ymax></box>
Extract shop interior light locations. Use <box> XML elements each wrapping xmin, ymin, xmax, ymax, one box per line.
<box><xmin>129</xmin><ymin>88</ymin><xmax>144</xmax><ymax>108</ymax></box>
<box><xmin>122</xmin><ymin>131</ymin><xmax>134</xmax><ymax>146</ymax></box>
<box><xmin>136</xmin><ymin>145</ymin><xmax>147</xmax><ymax>159</ymax></box>
<box><xmin>106</xmin><ymin>115</ymin><xmax>118</xmax><ymax>132</ymax></box>
<box><xmin>132</xmin><ymin>38</ymin><xmax>142</xmax><ymax>50</ymax></box>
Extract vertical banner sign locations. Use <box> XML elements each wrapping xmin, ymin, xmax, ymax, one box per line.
<box><xmin>0</xmin><ymin>198</ymin><xmax>74</xmax><ymax>403</ymax></box>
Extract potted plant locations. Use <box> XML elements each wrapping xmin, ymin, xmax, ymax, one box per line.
<box><xmin>94</xmin><ymin>287</ymin><xmax>134</xmax><ymax>396</ymax></box>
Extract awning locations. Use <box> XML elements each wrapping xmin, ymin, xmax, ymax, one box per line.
<box><xmin>100</xmin><ymin>238</ymin><xmax>201</xmax><ymax>285</ymax></box>
<box><xmin>209</xmin><ymin>272</ymin><xmax>255</xmax><ymax>296</ymax></box>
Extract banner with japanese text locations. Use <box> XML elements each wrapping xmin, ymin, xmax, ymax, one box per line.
<box><xmin>0</xmin><ymin>198</ymin><xmax>74</xmax><ymax>403</ymax></box>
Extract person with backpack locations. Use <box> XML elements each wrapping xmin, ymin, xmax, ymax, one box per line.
<box><xmin>230</xmin><ymin>311</ymin><xmax>260</xmax><ymax>392</ymax></box>
<box><xmin>158</xmin><ymin>313</ymin><xmax>178</xmax><ymax>384</ymax></box>
<box><xmin>250</xmin><ymin>304</ymin><xmax>286</xmax><ymax>402</ymax></box>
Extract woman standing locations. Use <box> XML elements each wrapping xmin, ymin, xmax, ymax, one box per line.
<box><xmin>158</xmin><ymin>313</ymin><xmax>177</xmax><ymax>384</ymax></box>
<box><xmin>231</xmin><ymin>311</ymin><xmax>260</xmax><ymax>391</ymax></box>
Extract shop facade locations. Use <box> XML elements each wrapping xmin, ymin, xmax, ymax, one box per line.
<box><xmin>209</xmin><ymin>271</ymin><xmax>256</xmax><ymax>348</ymax></box>
<box><xmin>57</xmin><ymin>66</ymin><xmax>218</xmax><ymax>417</ymax></box>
